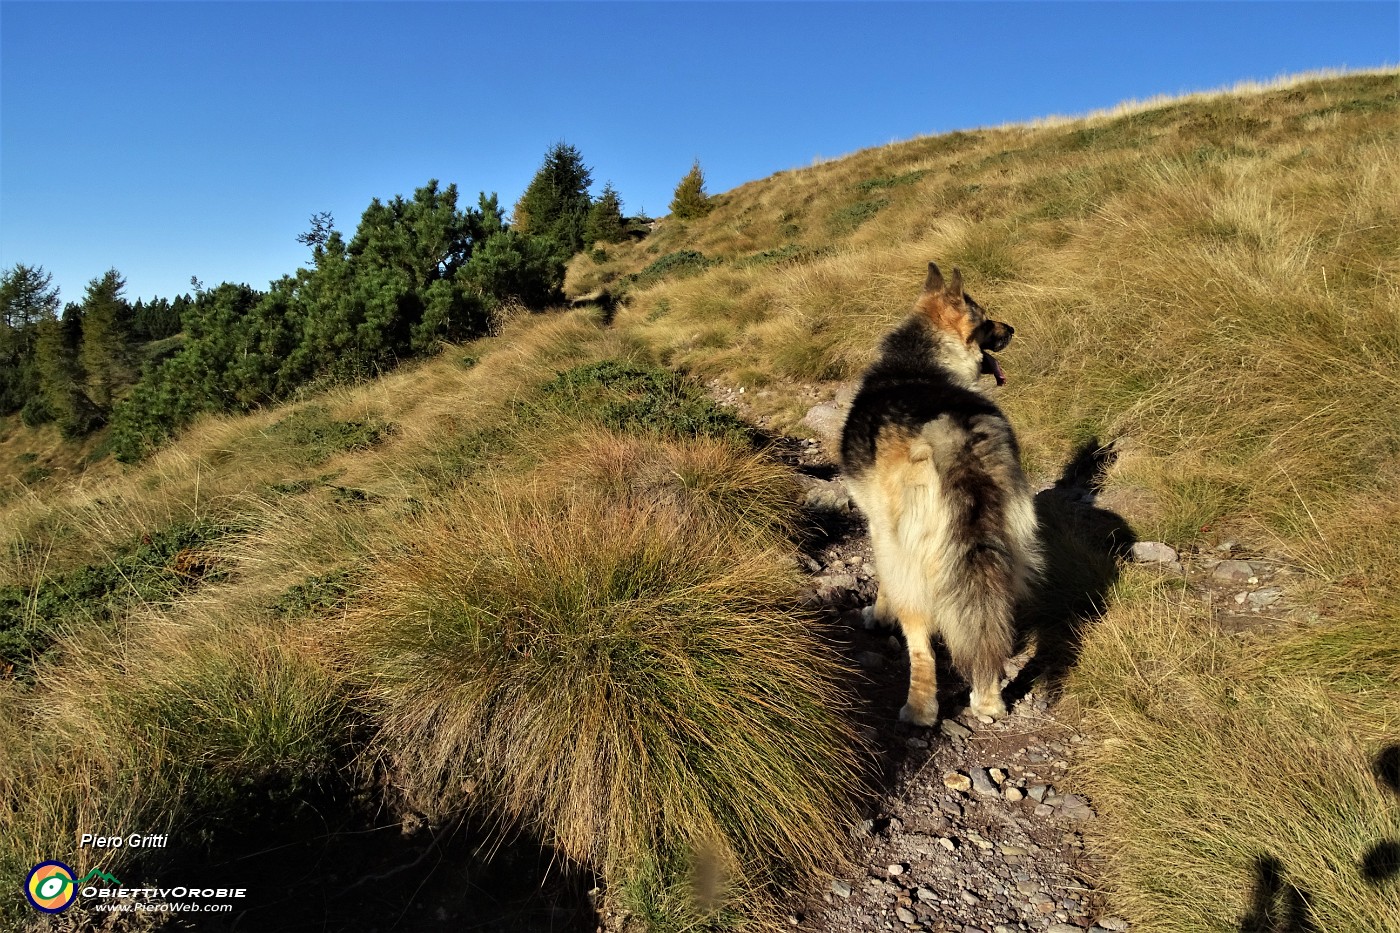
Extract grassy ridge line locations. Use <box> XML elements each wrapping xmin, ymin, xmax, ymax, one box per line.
<box><xmin>566</xmin><ymin>69</ymin><xmax>1400</xmax><ymax>930</ymax></box>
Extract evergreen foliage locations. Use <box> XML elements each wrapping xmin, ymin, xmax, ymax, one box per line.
<box><xmin>0</xmin><ymin>264</ymin><xmax>59</xmax><ymax>415</ymax></box>
<box><xmin>585</xmin><ymin>182</ymin><xmax>627</xmax><ymax>246</ymax></box>
<box><xmin>13</xmin><ymin>161</ymin><xmax>598</xmax><ymax>461</ymax></box>
<box><xmin>35</xmin><ymin>314</ymin><xmax>102</xmax><ymax>437</ymax></box>
<box><xmin>513</xmin><ymin>142</ymin><xmax>594</xmax><ymax>254</ymax></box>
<box><xmin>669</xmin><ymin>160</ymin><xmax>712</xmax><ymax>219</ymax></box>
<box><xmin>107</xmin><ymin>179</ymin><xmax>565</xmax><ymax>462</ymax></box>
<box><xmin>77</xmin><ymin>269</ymin><xmax>133</xmax><ymax>412</ymax></box>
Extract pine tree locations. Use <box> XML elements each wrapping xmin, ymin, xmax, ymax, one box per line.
<box><xmin>77</xmin><ymin>269</ymin><xmax>133</xmax><ymax>412</ymax></box>
<box><xmin>36</xmin><ymin>314</ymin><xmax>101</xmax><ymax>436</ymax></box>
<box><xmin>584</xmin><ymin>182</ymin><xmax>627</xmax><ymax>246</ymax></box>
<box><xmin>670</xmin><ymin>160</ymin><xmax>712</xmax><ymax>220</ymax></box>
<box><xmin>513</xmin><ymin>142</ymin><xmax>594</xmax><ymax>254</ymax></box>
<box><xmin>1</xmin><ymin>263</ymin><xmax>61</xmax><ymax>415</ymax></box>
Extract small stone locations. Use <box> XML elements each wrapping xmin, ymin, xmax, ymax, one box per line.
<box><xmin>857</xmin><ymin>651</ymin><xmax>888</xmax><ymax>670</ymax></box>
<box><xmin>1059</xmin><ymin>794</ymin><xmax>1096</xmax><ymax>821</ymax></box>
<box><xmin>944</xmin><ymin>772</ymin><xmax>973</xmax><ymax>792</ymax></box>
<box><xmin>1028</xmin><ymin>784</ymin><xmax>1049</xmax><ymax>802</ymax></box>
<box><xmin>1213</xmin><ymin>559</ymin><xmax>1254</xmax><ymax>583</ymax></box>
<box><xmin>906</xmin><ymin>736</ymin><xmax>929</xmax><ymax>749</ymax></box>
<box><xmin>831</xmin><ymin>880</ymin><xmax>853</xmax><ymax>898</ymax></box>
<box><xmin>999</xmin><ymin>844</ymin><xmax>1028</xmax><ymax>857</ymax></box>
<box><xmin>938</xmin><ymin>837</ymin><xmax>957</xmax><ymax>851</ymax></box>
<box><xmin>1234</xmin><ymin>592</ymin><xmax>1248</xmax><ymax>604</ymax></box>
<box><xmin>940</xmin><ymin>719</ymin><xmax>973</xmax><ymax>740</ymax></box>
<box><xmin>788</xmin><ymin>914</ymin><xmax>800</xmax><ymax>927</ymax></box>
<box><xmin>814</xmin><ymin>573</ymin><xmax>858</xmax><ymax>591</ymax></box>
<box><xmin>1216</xmin><ymin>540</ymin><xmax>1237</xmax><ymax>553</ymax></box>
<box><xmin>1096</xmin><ymin>918</ymin><xmax>1129</xmax><ymax>932</ymax></box>
<box><xmin>895</xmin><ymin>906</ymin><xmax>917</xmax><ymax>924</ymax></box>
<box><xmin>1130</xmin><ymin>541</ymin><xmax>1178</xmax><ymax>563</ymax></box>
<box><xmin>1004</xmin><ymin>786</ymin><xmax>1024</xmax><ymax>802</ymax></box>
<box><xmin>1016</xmin><ymin>879</ymin><xmax>1040</xmax><ymax>895</ymax></box>
<box><xmin>976</xmin><ymin>714</ymin><xmax>995</xmax><ymax>724</ymax></box>
<box><xmin>1047</xmin><ymin>925</ymin><xmax>1085</xmax><ymax>933</ymax></box>
<box><xmin>959</xmin><ymin>891</ymin><xmax>981</xmax><ymax>906</ymax></box>
<box><xmin>887</xmin><ymin>863</ymin><xmax>907</xmax><ymax>876</ymax></box>
<box><xmin>989</xmin><ymin>767</ymin><xmax>1006</xmax><ymax>784</ymax></box>
<box><xmin>1248</xmin><ymin>586</ymin><xmax>1284</xmax><ymax>607</ymax></box>
<box><xmin>915</xmin><ymin>887</ymin><xmax>936</xmax><ymax>903</ymax></box>
<box><xmin>995</xmin><ymin>927</ymin><xmax>1018</xmax><ymax>933</ymax></box>
<box><xmin>1034</xmin><ymin>804</ymin><xmax>1054</xmax><ymax>817</ymax></box>
<box><xmin>969</xmin><ymin>767</ymin><xmax>1000</xmax><ymax>797</ymax></box>
<box><xmin>966</xmin><ymin>831</ymin><xmax>994</xmax><ymax>851</ymax></box>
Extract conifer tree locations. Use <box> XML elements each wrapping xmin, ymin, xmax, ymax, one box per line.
<box><xmin>77</xmin><ymin>269</ymin><xmax>133</xmax><ymax>412</ymax></box>
<box><xmin>670</xmin><ymin>160</ymin><xmax>712</xmax><ymax>220</ymax></box>
<box><xmin>513</xmin><ymin>142</ymin><xmax>594</xmax><ymax>254</ymax></box>
<box><xmin>0</xmin><ymin>263</ymin><xmax>60</xmax><ymax>415</ymax></box>
<box><xmin>585</xmin><ymin>182</ymin><xmax>627</xmax><ymax>245</ymax></box>
<box><xmin>36</xmin><ymin>313</ymin><xmax>101</xmax><ymax>436</ymax></box>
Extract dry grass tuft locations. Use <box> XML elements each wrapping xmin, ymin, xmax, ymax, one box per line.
<box><xmin>346</xmin><ymin>433</ymin><xmax>865</xmax><ymax>929</ymax></box>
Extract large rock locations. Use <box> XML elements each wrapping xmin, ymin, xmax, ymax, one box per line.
<box><xmin>801</xmin><ymin>402</ymin><xmax>846</xmax><ymax>444</ymax></box>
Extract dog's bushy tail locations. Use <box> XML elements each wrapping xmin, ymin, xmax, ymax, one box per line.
<box><xmin>925</xmin><ymin>414</ymin><xmax>1028</xmax><ymax>686</ymax></box>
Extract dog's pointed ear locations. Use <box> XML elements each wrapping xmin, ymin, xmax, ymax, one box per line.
<box><xmin>947</xmin><ymin>267</ymin><xmax>963</xmax><ymax>299</ymax></box>
<box><xmin>923</xmin><ymin>262</ymin><xmax>944</xmax><ymax>294</ymax></box>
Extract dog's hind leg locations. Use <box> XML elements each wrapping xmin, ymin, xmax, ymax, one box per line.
<box><xmin>942</xmin><ymin>604</ymin><xmax>1012</xmax><ymax>719</ymax></box>
<box><xmin>896</xmin><ymin>609</ymin><xmax>940</xmax><ymax>726</ymax></box>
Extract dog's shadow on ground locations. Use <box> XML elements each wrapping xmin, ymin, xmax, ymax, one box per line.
<box><xmin>1005</xmin><ymin>438</ymin><xmax>1137</xmax><ymax>706</ymax></box>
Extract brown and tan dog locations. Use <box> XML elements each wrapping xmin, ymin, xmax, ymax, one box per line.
<box><xmin>840</xmin><ymin>263</ymin><xmax>1042</xmax><ymax>725</ymax></box>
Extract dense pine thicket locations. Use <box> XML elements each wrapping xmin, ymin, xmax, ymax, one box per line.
<box><xmin>1</xmin><ymin>144</ymin><xmax>642</xmax><ymax>462</ymax></box>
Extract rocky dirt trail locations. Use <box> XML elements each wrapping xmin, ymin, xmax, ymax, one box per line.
<box><xmin>703</xmin><ymin>380</ymin><xmax>1308</xmax><ymax>933</ymax></box>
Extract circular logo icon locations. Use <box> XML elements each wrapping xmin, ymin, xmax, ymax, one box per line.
<box><xmin>25</xmin><ymin>861</ymin><xmax>78</xmax><ymax>913</ymax></box>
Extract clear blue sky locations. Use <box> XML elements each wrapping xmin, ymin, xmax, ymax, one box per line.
<box><xmin>2</xmin><ymin>1</ymin><xmax>1396</xmax><ymax>307</ymax></box>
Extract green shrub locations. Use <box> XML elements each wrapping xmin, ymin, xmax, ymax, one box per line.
<box><xmin>0</xmin><ymin>520</ymin><xmax>235</xmax><ymax>677</ymax></box>
<box><xmin>827</xmin><ymin>198</ymin><xmax>888</xmax><ymax>234</ymax></box>
<box><xmin>536</xmin><ymin>360</ymin><xmax>753</xmax><ymax>444</ymax></box>
<box><xmin>269</xmin><ymin>406</ymin><xmax>390</xmax><ymax>465</ymax></box>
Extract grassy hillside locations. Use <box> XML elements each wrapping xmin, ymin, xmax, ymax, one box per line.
<box><xmin>3</xmin><ymin>69</ymin><xmax>1398</xmax><ymax>930</ymax></box>
<box><xmin>569</xmin><ymin>68</ymin><xmax>1400</xmax><ymax>931</ymax></box>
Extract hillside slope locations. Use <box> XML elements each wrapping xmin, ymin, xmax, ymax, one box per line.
<box><xmin>2</xmin><ymin>69</ymin><xmax>1397</xmax><ymax>932</ymax></box>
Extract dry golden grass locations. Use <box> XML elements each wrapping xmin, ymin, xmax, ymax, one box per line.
<box><xmin>567</xmin><ymin>68</ymin><xmax>1400</xmax><ymax>929</ymax></box>
<box><xmin>4</xmin><ymin>68</ymin><xmax>1398</xmax><ymax>931</ymax></box>
<box><xmin>344</xmin><ymin>430</ymin><xmax>864</xmax><ymax>928</ymax></box>
<box><xmin>1065</xmin><ymin>585</ymin><xmax>1400</xmax><ymax>932</ymax></box>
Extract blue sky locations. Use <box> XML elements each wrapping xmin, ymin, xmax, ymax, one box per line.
<box><xmin>2</xmin><ymin>1</ymin><xmax>1396</xmax><ymax>307</ymax></box>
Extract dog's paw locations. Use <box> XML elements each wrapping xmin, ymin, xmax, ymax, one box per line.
<box><xmin>898</xmin><ymin>701</ymin><xmax>939</xmax><ymax>727</ymax></box>
<box><xmin>861</xmin><ymin>605</ymin><xmax>879</xmax><ymax>630</ymax></box>
<box><xmin>968</xmin><ymin>691</ymin><xmax>1008</xmax><ymax>720</ymax></box>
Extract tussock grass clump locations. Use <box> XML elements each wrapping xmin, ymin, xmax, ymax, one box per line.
<box><xmin>348</xmin><ymin>433</ymin><xmax>864</xmax><ymax>929</ymax></box>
